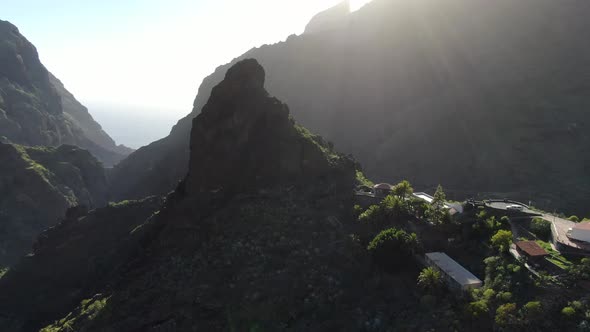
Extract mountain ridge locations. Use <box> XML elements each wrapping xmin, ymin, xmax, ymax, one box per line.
<box><xmin>0</xmin><ymin>19</ymin><xmax>132</xmax><ymax>167</ymax></box>
<box><xmin>109</xmin><ymin>0</ymin><xmax>590</xmax><ymax>216</ymax></box>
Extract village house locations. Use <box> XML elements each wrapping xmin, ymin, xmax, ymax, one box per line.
<box><xmin>425</xmin><ymin>252</ymin><xmax>482</xmax><ymax>292</ymax></box>
<box><xmin>515</xmin><ymin>241</ymin><xmax>549</xmax><ymax>265</ymax></box>
<box><xmin>373</xmin><ymin>183</ymin><xmax>393</xmax><ymax>197</ymax></box>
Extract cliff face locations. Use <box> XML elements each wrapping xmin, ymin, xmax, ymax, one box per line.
<box><xmin>0</xmin><ymin>143</ymin><xmax>108</xmax><ymax>266</ymax></box>
<box><xmin>110</xmin><ymin>0</ymin><xmax>590</xmax><ymax>215</ymax></box>
<box><xmin>48</xmin><ymin>73</ymin><xmax>134</xmax><ymax>157</ymax></box>
<box><xmin>186</xmin><ymin>59</ymin><xmax>355</xmax><ymax>194</ymax></box>
<box><xmin>0</xmin><ymin>20</ymin><xmax>132</xmax><ymax>166</ymax></box>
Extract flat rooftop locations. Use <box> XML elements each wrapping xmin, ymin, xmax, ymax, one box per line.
<box><xmin>425</xmin><ymin>252</ymin><xmax>482</xmax><ymax>287</ymax></box>
<box><xmin>515</xmin><ymin>241</ymin><xmax>548</xmax><ymax>257</ymax></box>
<box><xmin>413</xmin><ymin>192</ymin><xmax>451</xmax><ymax>209</ymax></box>
<box><xmin>550</xmin><ymin>216</ymin><xmax>590</xmax><ymax>251</ymax></box>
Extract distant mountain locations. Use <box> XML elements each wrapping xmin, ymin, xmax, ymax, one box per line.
<box><xmin>0</xmin><ymin>20</ymin><xmax>132</xmax><ymax>166</ymax></box>
<box><xmin>111</xmin><ymin>0</ymin><xmax>590</xmax><ymax>216</ymax></box>
<box><xmin>0</xmin><ymin>143</ymin><xmax>108</xmax><ymax>267</ymax></box>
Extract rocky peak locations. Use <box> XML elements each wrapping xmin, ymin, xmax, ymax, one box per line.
<box><xmin>186</xmin><ymin>59</ymin><xmax>355</xmax><ymax>195</ymax></box>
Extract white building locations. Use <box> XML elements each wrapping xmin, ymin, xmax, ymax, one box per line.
<box><xmin>412</xmin><ymin>192</ymin><xmax>463</xmax><ymax>214</ymax></box>
<box><xmin>568</xmin><ymin>223</ymin><xmax>590</xmax><ymax>243</ymax></box>
<box><xmin>425</xmin><ymin>252</ymin><xmax>482</xmax><ymax>292</ymax></box>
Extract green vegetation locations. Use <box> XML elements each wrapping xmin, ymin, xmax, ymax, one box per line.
<box><xmin>367</xmin><ymin>227</ymin><xmax>418</xmax><ymax>271</ymax></box>
<box><xmin>568</xmin><ymin>215</ymin><xmax>580</xmax><ymax>222</ymax></box>
<box><xmin>521</xmin><ymin>301</ymin><xmax>543</xmax><ymax>322</ymax></box>
<box><xmin>294</xmin><ymin>124</ymin><xmax>341</xmax><ymax>162</ymax></box>
<box><xmin>531</xmin><ymin>217</ymin><xmax>552</xmax><ymax>240</ymax></box>
<box><xmin>357</xmin><ymin>180</ymin><xmax>421</xmax><ymax>232</ymax></box>
<box><xmin>491</xmin><ymin>230</ymin><xmax>513</xmax><ymax>253</ymax></box>
<box><xmin>14</xmin><ymin>144</ymin><xmax>53</xmax><ymax>183</ymax></box>
<box><xmin>535</xmin><ymin>240</ymin><xmax>572</xmax><ymax>270</ymax></box>
<box><xmin>567</xmin><ymin>258</ymin><xmax>590</xmax><ymax>281</ymax></box>
<box><xmin>469</xmin><ymin>210</ymin><xmax>509</xmax><ymax>241</ymax></box>
<box><xmin>0</xmin><ymin>267</ymin><xmax>8</xmax><ymax>279</ymax></box>
<box><xmin>495</xmin><ymin>303</ymin><xmax>518</xmax><ymax>327</ymax></box>
<box><xmin>108</xmin><ymin>200</ymin><xmax>137</xmax><ymax>208</ymax></box>
<box><xmin>426</xmin><ymin>185</ymin><xmax>450</xmax><ymax>224</ymax></box>
<box><xmin>561</xmin><ymin>306</ymin><xmax>576</xmax><ymax>317</ymax></box>
<box><xmin>391</xmin><ymin>180</ymin><xmax>413</xmax><ymax>200</ymax></box>
<box><xmin>417</xmin><ymin>267</ymin><xmax>443</xmax><ymax>294</ymax></box>
<box><xmin>41</xmin><ymin>296</ymin><xmax>110</xmax><ymax>332</ymax></box>
<box><xmin>355</xmin><ymin>170</ymin><xmax>373</xmax><ymax>187</ymax></box>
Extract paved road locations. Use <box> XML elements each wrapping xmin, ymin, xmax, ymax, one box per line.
<box><xmin>546</xmin><ymin>213</ymin><xmax>590</xmax><ymax>251</ymax></box>
<box><xmin>486</xmin><ymin>201</ymin><xmax>538</xmax><ymax>216</ymax></box>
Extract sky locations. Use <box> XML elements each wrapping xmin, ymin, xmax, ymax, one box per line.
<box><xmin>2</xmin><ymin>0</ymin><xmax>372</xmax><ymax>147</ymax></box>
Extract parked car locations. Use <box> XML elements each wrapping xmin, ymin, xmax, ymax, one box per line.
<box><xmin>506</xmin><ymin>204</ymin><xmax>524</xmax><ymax>211</ymax></box>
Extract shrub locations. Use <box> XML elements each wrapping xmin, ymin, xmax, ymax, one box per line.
<box><xmin>531</xmin><ymin>217</ymin><xmax>551</xmax><ymax>240</ymax></box>
<box><xmin>367</xmin><ymin>227</ymin><xmax>418</xmax><ymax>271</ymax></box>
<box><xmin>465</xmin><ymin>300</ymin><xmax>489</xmax><ymax>319</ymax></box>
<box><xmin>491</xmin><ymin>230</ymin><xmax>513</xmax><ymax>253</ymax></box>
<box><xmin>355</xmin><ymin>170</ymin><xmax>373</xmax><ymax>187</ymax></box>
<box><xmin>427</xmin><ymin>185</ymin><xmax>450</xmax><ymax>224</ymax></box>
<box><xmin>562</xmin><ymin>306</ymin><xmax>576</xmax><ymax>317</ymax></box>
<box><xmin>358</xmin><ymin>205</ymin><xmax>382</xmax><ymax>223</ymax></box>
<box><xmin>521</xmin><ymin>301</ymin><xmax>543</xmax><ymax>321</ymax></box>
<box><xmin>391</xmin><ymin>180</ymin><xmax>413</xmax><ymax>199</ymax></box>
<box><xmin>417</xmin><ymin>267</ymin><xmax>443</xmax><ymax>293</ymax></box>
<box><xmin>353</xmin><ymin>204</ymin><xmax>363</xmax><ymax>219</ymax></box>
<box><xmin>495</xmin><ymin>303</ymin><xmax>518</xmax><ymax>327</ymax></box>
<box><xmin>569</xmin><ymin>215</ymin><xmax>580</xmax><ymax>222</ymax></box>
<box><xmin>497</xmin><ymin>291</ymin><xmax>513</xmax><ymax>303</ymax></box>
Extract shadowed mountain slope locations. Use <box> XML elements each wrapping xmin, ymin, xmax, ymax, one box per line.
<box><xmin>0</xmin><ymin>143</ymin><xmax>108</xmax><ymax>266</ymax></box>
<box><xmin>0</xmin><ymin>20</ymin><xmax>132</xmax><ymax>166</ymax></box>
<box><xmin>109</xmin><ymin>0</ymin><xmax>590</xmax><ymax>216</ymax></box>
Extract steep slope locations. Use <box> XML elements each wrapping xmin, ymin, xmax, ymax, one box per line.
<box><xmin>0</xmin><ymin>19</ymin><xmax>131</xmax><ymax>166</ymax></box>
<box><xmin>0</xmin><ymin>197</ymin><xmax>162</xmax><ymax>331</ymax></box>
<box><xmin>110</xmin><ymin>0</ymin><xmax>590</xmax><ymax>216</ymax></box>
<box><xmin>0</xmin><ymin>143</ymin><xmax>107</xmax><ymax>266</ymax></box>
<box><xmin>48</xmin><ymin>73</ymin><xmax>133</xmax><ymax>156</ymax></box>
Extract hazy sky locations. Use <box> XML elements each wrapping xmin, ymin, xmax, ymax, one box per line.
<box><xmin>2</xmin><ymin>0</ymin><xmax>372</xmax><ymax>147</ymax></box>
<box><xmin>3</xmin><ymin>0</ymin><xmax>371</xmax><ymax>114</ymax></box>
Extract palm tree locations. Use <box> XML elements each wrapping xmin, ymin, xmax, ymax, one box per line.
<box><xmin>417</xmin><ymin>267</ymin><xmax>443</xmax><ymax>293</ymax></box>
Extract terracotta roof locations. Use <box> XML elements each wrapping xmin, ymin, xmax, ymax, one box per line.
<box><xmin>515</xmin><ymin>241</ymin><xmax>549</xmax><ymax>257</ymax></box>
<box><xmin>574</xmin><ymin>222</ymin><xmax>590</xmax><ymax>231</ymax></box>
<box><xmin>373</xmin><ymin>183</ymin><xmax>392</xmax><ymax>190</ymax></box>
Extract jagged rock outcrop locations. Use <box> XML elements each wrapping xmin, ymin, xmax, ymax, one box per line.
<box><xmin>0</xmin><ymin>20</ymin><xmax>132</xmax><ymax>166</ymax></box>
<box><xmin>0</xmin><ymin>142</ymin><xmax>107</xmax><ymax>266</ymax></box>
<box><xmin>110</xmin><ymin>0</ymin><xmax>590</xmax><ymax>216</ymax></box>
<box><xmin>186</xmin><ymin>59</ymin><xmax>355</xmax><ymax>194</ymax></box>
